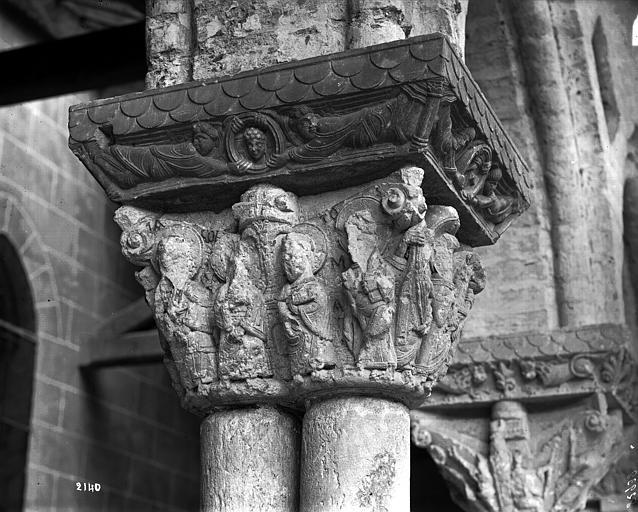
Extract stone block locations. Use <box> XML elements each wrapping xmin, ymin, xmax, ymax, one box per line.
<box><xmin>104</xmin><ymin>490</ymin><xmax>127</xmax><ymax>512</ymax></box>
<box><xmin>47</xmin><ymin>252</ymin><xmax>95</xmax><ymax>310</ymax></box>
<box><xmin>0</xmin><ymin>103</ymin><xmax>32</xmax><ymax>144</ymax></box>
<box><xmin>152</xmin><ymin>429</ymin><xmax>190</xmax><ymax>470</ymax></box>
<box><xmin>92</xmin><ymin>367</ymin><xmax>140</xmax><ymax>414</ymax></box>
<box><xmin>76</xmin><ymin>227</ymin><xmax>119</xmax><ymax>277</ymax></box>
<box><xmin>52</xmin><ymin>173</ymin><xmax>106</xmax><ymax>232</ymax></box>
<box><xmin>126</xmin><ymin>459</ymin><xmax>172</xmax><ymax>505</ymax></box>
<box><xmin>67</xmin><ymin>303</ymin><xmax>101</xmax><ymax>346</ymax></box>
<box><xmin>36</xmin><ymin>339</ymin><xmax>81</xmax><ymax>388</ymax></box>
<box><xmin>29</xmin><ymin>269</ymin><xmax>58</xmax><ymax>305</ymax></box>
<box><xmin>35</xmin><ymin>302</ymin><xmax>63</xmax><ymax>340</ymax></box>
<box><xmin>27</xmin><ymin>201</ymin><xmax>79</xmax><ymax>258</ymax></box>
<box><xmin>23</xmin><ymin>467</ymin><xmax>55</xmax><ymax>511</ymax></box>
<box><xmin>29</xmin><ymin>115</ymin><xmax>70</xmax><ymax>171</ymax></box>
<box><xmin>136</xmin><ymin>382</ymin><xmax>172</xmax><ymax>428</ymax></box>
<box><xmin>0</xmin><ymin>138</ymin><xmax>55</xmax><ymax>203</ymax></box>
<box><xmin>29</xmin><ymin>425</ymin><xmax>87</xmax><ymax>477</ymax></box>
<box><xmin>56</xmin><ymin>475</ymin><xmax>107</xmax><ymax>511</ymax></box>
<box><xmin>3</xmin><ymin>194</ymin><xmax>33</xmax><ymax>249</ymax></box>
<box><xmin>28</xmin><ymin>96</ymin><xmax>64</xmax><ymax>123</ymax></box>
<box><xmin>84</xmin><ymin>443</ymin><xmax>131</xmax><ymax>492</ymax></box>
<box><xmin>91</xmin><ymin>278</ymin><xmax>137</xmax><ymax>319</ymax></box>
<box><xmin>20</xmin><ymin>232</ymin><xmax>52</xmax><ymax>276</ymax></box>
<box><xmin>169</xmin><ymin>472</ymin><xmax>199</xmax><ymax>510</ymax></box>
<box><xmin>31</xmin><ymin>378</ymin><xmax>62</xmax><ymax>426</ymax></box>
<box><xmin>60</xmin><ymin>390</ymin><xmax>110</xmax><ymax>443</ymax></box>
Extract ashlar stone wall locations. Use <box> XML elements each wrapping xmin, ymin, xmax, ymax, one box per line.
<box><xmin>0</xmin><ymin>11</ymin><xmax>200</xmax><ymax>511</ymax></box>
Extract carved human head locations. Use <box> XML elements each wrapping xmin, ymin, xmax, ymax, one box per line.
<box><xmin>491</xmin><ymin>401</ymin><xmax>530</xmax><ymax>441</ymax></box>
<box><xmin>484</xmin><ymin>165</ymin><xmax>502</xmax><ymax>194</ymax></box>
<box><xmin>382</xmin><ymin>167</ymin><xmax>427</xmax><ymax>230</ymax></box>
<box><xmin>243</xmin><ymin>127</ymin><xmax>267</xmax><ymax>161</ymax></box>
<box><xmin>193</xmin><ymin>122</ymin><xmax>219</xmax><ymax>156</ymax></box>
<box><xmin>114</xmin><ymin>206</ymin><xmax>159</xmax><ymax>266</ymax></box>
<box><xmin>233</xmin><ymin>184</ymin><xmax>299</xmax><ymax>231</ymax></box>
<box><xmin>283</xmin><ymin>233</ymin><xmax>315</xmax><ymax>282</ymax></box>
<box><xmin>297</xmin><ymin>113</ymin><xmax>318</xmax><ymax>140</ymax></box>
<box><xmin>155</xmin><ymin>226</ymin><xmax>204</xmax><ymax>288</ymax></box>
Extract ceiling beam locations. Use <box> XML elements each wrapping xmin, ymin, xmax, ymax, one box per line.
<box><xmin>79</xmin><ymin>296</ymin><xmax>162</xmax><ymax>368</ymax></box>
<box><xmin>0</xmin><ymin>21</ymin><xmax>145</xmax><ymax>106</ymax></box>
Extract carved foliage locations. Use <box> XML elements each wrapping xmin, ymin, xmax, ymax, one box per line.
<box><xmin>412</xmin><ymin>397</ymin><xmax>626</xmax><ymax>512</ymax></box>
<box><xmin>433</xmin><ymin>348</ymin><xmax>636</xmax><ymax>415</ymax></box>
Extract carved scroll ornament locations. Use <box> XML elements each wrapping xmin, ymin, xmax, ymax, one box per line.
<box><xmin>115</xmin><ymin>166</ymin><xmax>484</xmax><ymax>412</ymax></box>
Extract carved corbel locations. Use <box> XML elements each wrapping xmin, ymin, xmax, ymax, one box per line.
<box><xmin>412</xmin><ymin>396</ymin><xmax>627</xmax><ymax>512</ymax></box>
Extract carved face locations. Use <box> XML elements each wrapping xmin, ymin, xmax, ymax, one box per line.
<box><xmin>243</xmin><ymin>127</ymin><xmax>266</xmax><ymax>161</ymax></box>
<box><xmin>484</xmin><ymin>179</ymin><xmax>497</xmax><ymax>195</ymax></box>
<box><xmin>193</xmin><ymin>131</ymin><xmax>215</xmax><ymax>156</ymax></box>
<box><xmin>283</xmin><ymin>235</ymin><xmax>314</xmax><ymax>282</ymax></box>
<box><xmin>297</xmin><ymin>114</ymin><xmax>318</xmax><ymax>139</ymax></box>
<box><xmin>157</xmin><ymin>236</ymin><xmax>200</xmax><ymax>288</ymax></box>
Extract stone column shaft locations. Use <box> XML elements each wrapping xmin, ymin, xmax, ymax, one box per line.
<box><xmin>301</xmin><ymin>397</ymin><xmax>410</xmax><ymax>512</ymax></box>
<box><xmin>510</xmin><ymin>0</ymin><xmax>595</xmax><ymax>327</ymax></box>
<box><xmin>201</xmin><ymin>406</ymin><xmax>300</xmax><ymax>512</ymax></box>
<box><xmin>145</xmin><ymin>0</ymin><xmax>193</xmax><ymax>89</ymax></box>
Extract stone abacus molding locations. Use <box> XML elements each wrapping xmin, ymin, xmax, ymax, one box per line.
<box><xmin>69</xmin><ymin>33</ymin><xmax>531</xmax><ymax>247</ymax></box>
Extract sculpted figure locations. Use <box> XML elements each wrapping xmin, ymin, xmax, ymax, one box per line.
<box><xmin>278</xmin><ymin>233</ymin><xmax>336</xmax><ymax>375</ymax></box>
<box><xmin>266</xmin><ymin>84</ymin><xmax>435</xmax><ymax>168</ymax></box>
<box><xmin>342</xmin><ymin>211</ymin><xmax>397</xmax><ymax>369</ymax></box>
<box><xmin>467</xmin><ymin>165</ymin><xmax>514</xmax><ymax>224</ymax></box>
<box><xmin>88</xmin><ymin>122</ymin><xmax>244</xmax><ymax>188</ymax></box>
<box><xmin>380</xmin><ymin>168</ymin><xmax>434</xmax><ymax>369</ymax></box>
<box><xmin>153</xmin><ymin>225</ymin><xmax>218</xmax><ymax>388</ymax></box>
<box><xmin>214</xmin><ymin>249</ymin><xmax>272</xmax><ymax>380</ymax></box>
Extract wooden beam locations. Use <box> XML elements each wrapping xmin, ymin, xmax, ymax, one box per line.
<box><xmin>0</xmin><ymin>22</ymin><xmax>145</xmax><ymax>106</ymax></box>
<box><xmin>80</xmin><ymin>296</ymin><xmax>163</xmax><ymax>368</ymax></box>
<box><xmin>80</xmin><ymin>329</ymin><xmax>162</xmax><ymax>368</ymax></box>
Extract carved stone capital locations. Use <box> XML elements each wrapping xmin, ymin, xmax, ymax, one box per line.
<box><xmin>412</xmin><ymin>396</ymin><xmax>629</xmax><ymax>512</ymax></box>
<box><xmin>115</xmin><ymin>166</ymin><xmax>484</xmax><ymax>412</ymax></box>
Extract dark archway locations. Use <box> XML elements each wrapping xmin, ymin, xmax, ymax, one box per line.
<box><xmin>0</xmin><ymin>234</ymin><xmax>37</xmax><ymax>512</ymax></box>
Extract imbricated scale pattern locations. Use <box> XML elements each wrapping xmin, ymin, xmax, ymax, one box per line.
<box><xmin>69</xmin><ymin>34</ymin><xmax>532</xmax><ymax>247</ymax></box>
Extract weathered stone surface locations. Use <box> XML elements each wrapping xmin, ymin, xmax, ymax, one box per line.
<box><xmin>413</xmin><ymin>396</ymin><xmax>628</xmax><ymax>512</ymax></box>
<box><xmin>413</xmin><ymin>322</ymin><xmax>638</xmax><ymax>512</ymax></box>
<box><xmin>192</xmin><ymin>0</ymin><xmax>348</xmax><ymax>81</ymax></box>
<box><xmin>428</xmin><ymin>324</ymin><xmax>637</xmax><ymax>414</ymax></box>
<box><xmin>145</xmin><ymin>0</ymin><xmax>193</xmax><ymax>89</ymax></box>
<box><xmin>301</xmin><ymin>397</ymin><xmax>409</xmax><ymax>512</ymax></box>
<box><xmin>201</xmin><ymin>406</ymin><xmax>300</xmax><ymax>512</ymax></box>
<box><xmin>114</xmin><ymin>167</ymin><xmax>485</xmax><ymax>412</ymax></box>
<box><xmin>69</xmin><ymin>34</ymin><xmax>532</xmax><ymax>246</ymax></box>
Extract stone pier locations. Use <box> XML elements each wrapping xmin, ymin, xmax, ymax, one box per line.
<box><xmin>69</xmin><ymin>5</ymin><xmax>532</xmax><ymax>510</ymax></box>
